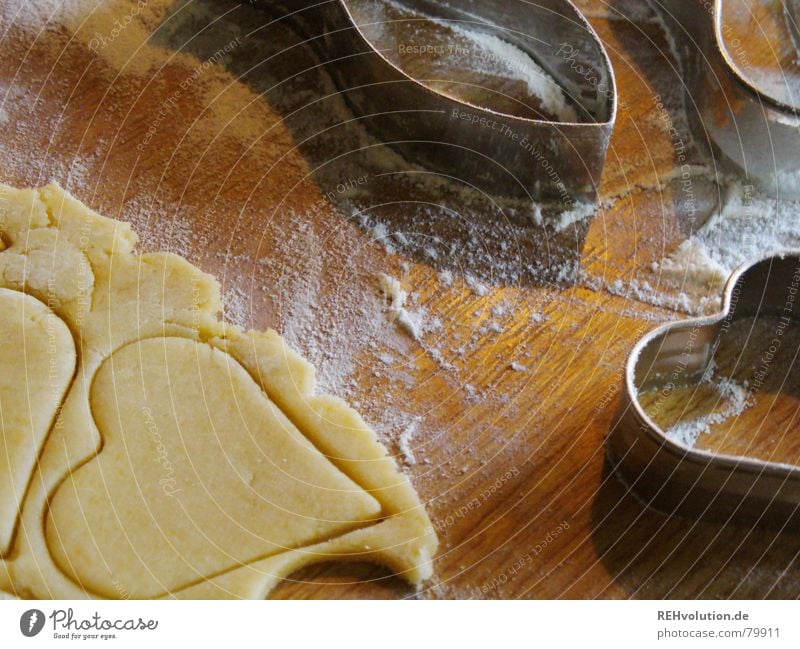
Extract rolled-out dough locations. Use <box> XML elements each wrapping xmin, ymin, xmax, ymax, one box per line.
<box><xmin>0</xmin><ymin>289</ymin><xmax>76</xmax><ymax>556</ymax></box>
<box><xmin>0</xmin><ymin>183</ymin><xmax>437</xmax><ymax>599</ymax></box>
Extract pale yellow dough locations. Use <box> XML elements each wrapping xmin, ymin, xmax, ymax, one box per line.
<box><xmin>0</xmin><ymin>184</ymin><xmax>437</xmax><ymax>599</ymax></box>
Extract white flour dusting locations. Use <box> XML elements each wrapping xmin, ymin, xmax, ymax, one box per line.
<box><xmin>666</xmin><ymin>372</ymin><xmax>753</xmax><ymax>448</ymax></box>
<box><xmin>221</xmin><ymin>285</ymin><xmax>252</xmax><ymax>329</ymax></box>
<box><xmin>657</xmin><ymin>181</ymin><xmax>800</xmax><ymax>291</ymax></box>
<box><xmin>398</xmin><ymin>418</ymin><xmax>421</xmax><ymax>465</ymax></box>
<box><xmin>377</xmin><ymin>272</ymin><xmax>426</xmax><ymax>340</ymax></box>
<box><xmin>442</xmin><ymin>23</ymin><xmax>579</xmax><ymax>123</ymax></box>
<box><xmin>599</xmin><ymin>277</ymin><xmax>717</xmax><ymax>316</ymax></box>
<box><xmin>465</xmin><ymin>274</ymin><xmax>490</xmax><ymax>296</ymax></box>
<box><xmin>552</xmin><ymin>202</ymin><xmax>596</xmax><ymax>232</ymax></box>
<box><xmin>437</xmin><ymin>269</ymin><xmax>454</xmax><ymax>287</ymax></box>
<box><xmin>262</xmin><ymin>218</ymin><xmax>396</xmax><ymax>397</ymax></box>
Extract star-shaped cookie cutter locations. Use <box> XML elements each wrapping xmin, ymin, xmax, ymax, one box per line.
<box><xmin>608</xmin><ymin>252</ymin><xmax>800</xmax><ymax>528</ymax></box>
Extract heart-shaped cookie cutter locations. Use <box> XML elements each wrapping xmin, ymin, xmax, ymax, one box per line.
<box><xmin>650</xmin><ymin>0</ymin><xmax>800</xmax><ymax>198</ymax></box>
<box><xmin>609</xmin><ymin>252</ymin><xmax>800</xmax><ymax>528</ymax></box>
<box><xmin>260</xmin><ymin>0</ymin><xmax>617</xmax><ymax>201</ymax></box>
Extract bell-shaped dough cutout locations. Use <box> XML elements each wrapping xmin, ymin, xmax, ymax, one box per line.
<box><xmin>46</xmin><ymin>337</ymin><xmax>382</xmax><ymax>598</ymax></box>
<box><xmin>0</xmin><ymin>288</ymin><xmax>76</xmax><ymax>555</ymax></box>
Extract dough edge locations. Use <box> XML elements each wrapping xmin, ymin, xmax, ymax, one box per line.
<box><xmin>0</xmin><ymin>182</ymin><xmax>437</xmax><ymax>599</ymax></box>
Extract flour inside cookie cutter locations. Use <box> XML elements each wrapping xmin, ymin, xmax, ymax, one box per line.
<box><xmin>260</xmin><ymin>0</ymin><xmax>617</xmax><ymax>201</ymax></box>
<box><xmin>608</xmin><ymin>253</ymin><xmax>800</xmax><ymax>528</ymax></box>
<box><xmin>650</xmin><ymin>0</ymin><xmax>800</xmax><ymax>198</ymax></box>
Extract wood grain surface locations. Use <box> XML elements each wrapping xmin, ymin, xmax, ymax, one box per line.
<box><xmin>1</xmin><ymin>0</ymin><xmax>799</xmax><ymax>599</ymax></box>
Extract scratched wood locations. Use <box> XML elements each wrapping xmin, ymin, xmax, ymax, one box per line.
<box><xmin>1</xmin><ymin>0</ymin><xmax>799</xmax><ymax>600</ymax></box>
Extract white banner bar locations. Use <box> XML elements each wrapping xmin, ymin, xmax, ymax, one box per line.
<box><xmin>1</xmin><ymin>600</ymin><xmax>797</xmax><ymax>647</ymax></box>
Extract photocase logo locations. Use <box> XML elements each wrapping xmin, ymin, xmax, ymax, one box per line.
<box><xmin>20</xmin><ymin>609</ymin><xmax>45</xmax><ymax>637</ymax></box>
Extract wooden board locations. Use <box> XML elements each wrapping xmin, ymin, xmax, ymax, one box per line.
<box><xmin>1</xmin><ymin>0</ymin><xmax>798</xmax><ymax>599</ymax></box>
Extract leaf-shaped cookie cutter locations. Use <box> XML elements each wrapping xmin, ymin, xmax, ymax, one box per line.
<box><xmin>609</xmin><ymin>252</ymin><xmax>800</xmax><ymax>528</ymax></box>
<box><xmin>260</xmin><ymin>0</ymin><xmax>617</xmax><ymax>201</ymax></box>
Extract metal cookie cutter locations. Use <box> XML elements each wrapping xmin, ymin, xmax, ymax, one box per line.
<box><xmin>649</xmin><ymin>0</ymin><xmax>800</xmax><ymax>198</ymax></box>
<box><xmin>609</xmin><ymin>253</ymin><xmax>800</xmax><ymax>528</ymax></box>
<box><xmin>261</xmin><ymin>0</ymin><xmax>617</xmax><ymax>201</ymax></box>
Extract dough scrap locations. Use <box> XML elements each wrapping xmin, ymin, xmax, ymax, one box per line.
<box><xmin>0</xmin><ymin>183</ymin><xmax>437</xmax><ymax>599</ymax></box>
